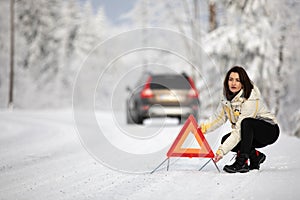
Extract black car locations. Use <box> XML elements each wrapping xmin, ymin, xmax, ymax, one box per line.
<box><xmin>126</xmin><ymin>73</ymin><xmax>200</xmax><ymax>124</ymax></box>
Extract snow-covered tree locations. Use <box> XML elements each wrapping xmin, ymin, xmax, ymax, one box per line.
<box><xmin>14</xmin><ymin>0</ymin><xmax>64</xmax><ymax>107</ymax></box>
<box><xmin>8</xmin><ymin>0</ymin><xmax>106</xmax><ymax>108</ymax></box>
<box><xmin>121</xmin><ymin>0</ymin><xmax>209</xmax><ymax>76</ymax></box>
<box><xmin>74</xmin><ymin>1</ymin><xmax>104</xmax><ymax>59</ymax></box>
<box><xmin>55</xmin><ymin>0</ymin><xmax>82</xmax><ymax>105</ymax></box>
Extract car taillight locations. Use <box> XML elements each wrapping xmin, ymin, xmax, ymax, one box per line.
<box><xmin>188</xmin><ymin>89</ymin><xmax>198</xmax><ymax>98</ymax></box>
<box><xmin>187</xmin><ymin>77</ymin><xmax>199</xmax><ymax>98</ymax></box>
<box><xmin>140</xmin><ymin>77</ymin><xmax>154</xmax><ymax>98</ymax></box>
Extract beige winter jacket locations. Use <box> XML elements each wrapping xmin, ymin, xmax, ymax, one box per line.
<box><xmin>201</xmin><ymin>85</ymin><xmax>278</xmax><ymax>156</ymax></box>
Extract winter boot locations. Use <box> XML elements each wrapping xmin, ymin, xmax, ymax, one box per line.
<box><xmin>249</xmin><ymin>150</ymin><xmax>266</xmax><ymax>170</ymax></box>
<box><xmin>223</xmin><ymin>153</ymin><xmax>249</xmax><ymax>173</ymax></box>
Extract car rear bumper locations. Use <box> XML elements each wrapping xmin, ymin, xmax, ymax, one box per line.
<box><xmin>146</xmin><ymin>106</ymin><xmax>197</xmax><ymax>117</ymax></box>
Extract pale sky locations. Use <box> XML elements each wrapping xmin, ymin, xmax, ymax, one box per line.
<box><xmin>80</xmin><ymin>0</ymin><xmax>137</xmax><ymax>23</ymax></box>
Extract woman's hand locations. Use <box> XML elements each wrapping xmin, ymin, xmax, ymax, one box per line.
<box><xmin>198</xmin><ymin>123</ymin><xmax>208</xmax><ymax>134</ymax></box>
<box><xmin>213</xmin><ymin>149</ymin><xmax>224</xmax><ymax>162</ymax></box>
<box><xmin>213</xmin><ymin>154</ymin><xmax>223</xmax><ymax>162</ymax></box>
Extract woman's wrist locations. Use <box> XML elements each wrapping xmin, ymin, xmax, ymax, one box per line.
<box><xmin>216</xmin><ymin>149</ymin><xmax>224</xmax><ymax>157</ymax></box>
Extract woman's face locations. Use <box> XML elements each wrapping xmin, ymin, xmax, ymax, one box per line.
<box><xmin>228</xmin><ymin>72</ymin><xmax>242</xmax><ymax>93</ymax></box>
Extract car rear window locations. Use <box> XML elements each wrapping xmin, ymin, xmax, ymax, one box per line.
<box><xmin>150</xmin><ymin>75</ymin><xmax>191</xmax><ymax>90</ymax></box>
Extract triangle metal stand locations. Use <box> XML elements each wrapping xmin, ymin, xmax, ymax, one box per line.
<box><xmin>150</xmin><ymin>157</ymin><xmax>220</xmax><ymax>174</ymax></box>
<box><xmin>198</xmin><ymin>158</ymin><xmax>220</xmax><ymax>172</ymax></box>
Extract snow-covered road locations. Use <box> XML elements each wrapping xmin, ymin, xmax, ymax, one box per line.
<box><xmin>0</xmin><ymin>110</ymin><xmax>300</xmax><ymax>200</ymax></box>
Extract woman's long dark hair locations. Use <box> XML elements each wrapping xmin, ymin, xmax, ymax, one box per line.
<box><xmin>223</xmin><ymin>66</ymin><xmax>254</xmax><ymax>100</ymax></box>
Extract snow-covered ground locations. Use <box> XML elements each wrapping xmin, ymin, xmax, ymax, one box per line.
<box><xmin>1</xmin><ymin>110</ymin><xmax>300</xmax><ymax>200</ymax></box>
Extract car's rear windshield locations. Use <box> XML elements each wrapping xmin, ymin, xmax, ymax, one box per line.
<box><xmin>150</xmin><ymin>75</ymin><xmax>191</xmax><ymax>90</ymax></box>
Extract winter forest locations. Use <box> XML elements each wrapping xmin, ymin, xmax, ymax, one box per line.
<box><xmin>1</xmin><ymin>0</ymin><xmax>300</xmax><ymax>136</ymax></box>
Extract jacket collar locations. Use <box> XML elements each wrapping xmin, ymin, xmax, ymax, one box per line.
<box><xmin>231</xmin><ymin>89</ymin><xmax>244</xmax><ymax>102</ymax></box>
<box><xmin>221</xmin><ymin>89</ymin><xmax>245</xmax><ymax>106</ymax></box>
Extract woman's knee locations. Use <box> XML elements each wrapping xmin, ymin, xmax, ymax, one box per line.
<box><xmin>221</xmin><ymin>132</ymin><xmax>239</xmax><ymax>152</ymax></box>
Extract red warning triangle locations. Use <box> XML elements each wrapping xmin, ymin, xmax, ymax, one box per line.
<box><xmin>167</xmin><ymin>115</ymin><xmax>214</xmax><ymax>158</ymax></box>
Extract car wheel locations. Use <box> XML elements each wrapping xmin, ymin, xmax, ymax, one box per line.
<box><xmin>126</xmin><ymin>109</ymin><xmax>135</xmax><ymax>124</ymax></box>
<box><xmin>178</xmin><ymin>116</ymin><xmax>187</xmax><ymax>124</ymax></box>
<box><xmin>126</xmin><ymin>103</ymin><xmax>135</xmax><ymax>124</ymax></box>
<box><xmin>135</xmin><ymin>115</ymin><xmax>144</xmax><ymax>124</ymax></box>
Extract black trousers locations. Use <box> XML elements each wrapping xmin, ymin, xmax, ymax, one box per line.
<box><xmin>221</xmin><ymin>118</ymin><xmax>280</xmax><ymax>154</ymax></box>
